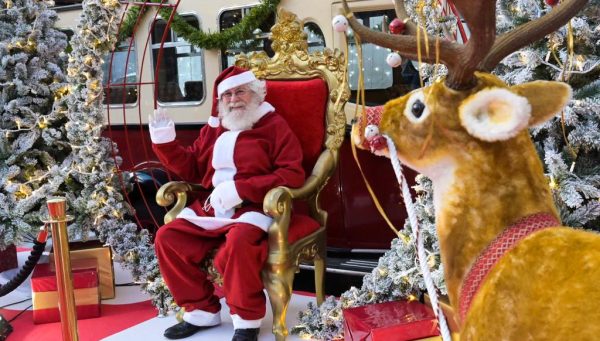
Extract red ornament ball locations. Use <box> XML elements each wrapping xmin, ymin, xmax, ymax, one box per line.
<box><xmin>389</xmin><ymin>18</ymin><xmax>406</xmax><ymax>35</ymax></box>
<box><xmin>545</xmin><ymin>0</ymin><xmax>559</xmax><ymax>6</ymax></box>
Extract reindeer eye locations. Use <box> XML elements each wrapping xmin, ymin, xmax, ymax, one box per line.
<box><xmin>412</xmin><ymin>100</ymin><xmax>425</xmax><ymax>118</ymax></box>
<box><xmin>404</xmin><ymin>90</ymin><xmax>430</xmax><ymax>124</ymax></box>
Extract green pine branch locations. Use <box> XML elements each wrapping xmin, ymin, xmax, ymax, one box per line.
<box><xmin>118</xmin><ymin>0</ymin><xmax>280</xmax><ymax>50</ymax></box>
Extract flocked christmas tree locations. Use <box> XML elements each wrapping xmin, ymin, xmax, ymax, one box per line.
<box><xmin>0</xmin><ymin>0</ymin><xmax>172</xmax><ymax>312</ymax></box>
<box><xmin>293</xmin><ymin>0</ymin><xmax>600</xmax><ymax>339</ymax></box>
<box><xmin>61</xmin><ymin>0</ymin><xmax>171</xmax><ymax>312</ymax></box>
<box><xmin>0</xmin><ymin>0</ymin><xmax>70</xmax><ymax>248</ymax></box>
<box><xmin>495</xmin><ymin>0</ymin><xmax>600</xmax><ymax>230</ymax></box>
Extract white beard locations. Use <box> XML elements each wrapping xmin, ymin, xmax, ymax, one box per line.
<box><xmin>218</xmin><ymin>98</ymin><xmax>263</xmax><ymax>131</ymax></box>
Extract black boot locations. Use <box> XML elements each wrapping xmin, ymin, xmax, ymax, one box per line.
<box><xmin>231</xmin><ymin>328</ymin><xmax>260</xmax><ymax>341</ymax></box>
<box><xmin>164</xmin><ymin>321</ymin><xmax>217</xmax><ymax>339</ymax></box>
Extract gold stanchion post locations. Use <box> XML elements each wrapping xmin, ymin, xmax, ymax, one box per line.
<box><xmin>45</xmin><ymin>197</ymin><xmax>79</xmax><ymax>341</ymax></box>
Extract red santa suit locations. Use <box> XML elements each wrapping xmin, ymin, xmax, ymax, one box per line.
<box><xmin>151</xmin><ymin>98</ymin><xmax>304</xmax><ymax>329</ymax></box>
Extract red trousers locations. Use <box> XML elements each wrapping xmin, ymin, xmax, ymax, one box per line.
<box><xmin>154</xmin><ymin>218</ymin><xmax>268</xmax><ymax>320</ymax></box>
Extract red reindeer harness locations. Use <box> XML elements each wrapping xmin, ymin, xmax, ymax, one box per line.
<box><xmin>458</xmin><ymin>213</ymin><xmax>560</xmax><ymax>322</ymax></box>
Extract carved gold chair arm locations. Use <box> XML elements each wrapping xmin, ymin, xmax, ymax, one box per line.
<box><xmin>263</xmin><ymin>149</ymin><xmax>337</xmax><ymax>256</ymax></box>
<box><xmin>156</xmin><ymin>181</ymin><xmax>205</xmax><ymax>224</ymax></box>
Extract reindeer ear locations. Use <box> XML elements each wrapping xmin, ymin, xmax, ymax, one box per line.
<box><xmin>510</xmin><ymin>81</ymin><xmax>572</xmax><ymax>127</ymax></box>
<box><xmin>459</xmin><ymin>88</ymin><xmax>531</xmax><ymax>142</ymax></box>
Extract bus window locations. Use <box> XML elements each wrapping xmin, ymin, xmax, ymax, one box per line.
<box><xmin>50</xmin><ymin>0</ymin><xmax>82</xmax><ymax>11</ymax></box>
<box><xmin>304</xmin><ymin>22</ymin><xmax>326</xmax><ymax>53</ymax></box>
<box><xmin>219</xmin><ymin>7</ymin><xmax>276</xmax><ymax>70</ymax></box>
<box><xmin>151</xmin><ymin>15</ymin><xmax>205</xmax><ymax>105</ymax></box>
<box><xmin>102</xmin><ymin>37</ymin><xmax>138</xmax><ymax>106</ymax></box>
<box><xmin>347</xmin><ymin>10</ymin><xmax>417</xmax><ymax>105</ymax></box>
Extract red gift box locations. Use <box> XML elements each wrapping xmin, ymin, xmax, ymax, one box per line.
<box><xmin>0</xmin><ymin>244</ymin><xmax>18</xmax><ymax>273</ymax></box>
<box><xmin>31</xmin><ymin>258</ymin><xmax>100</xmax><ymax>324</ymax></box>
<box><xmin>343</xmin><ymin>300</ymin><xmax>440</xmax><ymax>341</ymax></box>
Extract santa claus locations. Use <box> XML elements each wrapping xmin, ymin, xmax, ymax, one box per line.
<box><xmin>149</xmin><ymin>66</ymin><xmax>305</xmax><ymax>340</ymax></box>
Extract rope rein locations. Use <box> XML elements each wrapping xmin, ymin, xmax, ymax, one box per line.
<box><xmin>383</xmin><ymin>135</ymin><xmax>452</xmax><ymax>341</ymax></box>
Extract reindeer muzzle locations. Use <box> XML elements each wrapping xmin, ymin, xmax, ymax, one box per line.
<box><xmin>351</xmin><ymin>105</ymin><xmax>386</xmax><ymax>152</ymax></box>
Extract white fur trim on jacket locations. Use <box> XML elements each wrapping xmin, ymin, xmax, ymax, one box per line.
<box><xmin>217</xmin><ymin>71</ymin><xmax>257</xmax><ymax>97</ymax></box>
<box><xmin>210</xmin><ymin>180</ymin><xmax>242</xmax><ymax>215</ymax></box>
<box><xmin>182</xmin><ymin>309</ymin><xmax>221</xmax><ymax>327</ymax></box>
<box><xmin>231</xmin><ymin>314</ymin><xmax>262</xmax><ymax>330</ymax></box>
<box><xmin>149</xmin><ymin>120</ymin><xmax>176</xmax><ymax>144</ymax></box>
<box><xmin>256</xmin><ymin>101</ymin><xmax>275</xmax><ymax>119</ymax></box>
<box><xmin>177</xmin><ymin>208</ymin><xmax>273</xmax><ymax>232</ymax></box>
<box><xmin>208</xmin><ymin>116</ymin><xmax>220</xmax><ymax>128</ymax></box>
<box><xmin>212</xmin><ymin>131</ymin><xmax>240</xmax><ymax>186</ymax></box>
<box><xmin>459</xmin><ymin>87</ymin><xmax>531</xmax><ymax>142</ymax></box>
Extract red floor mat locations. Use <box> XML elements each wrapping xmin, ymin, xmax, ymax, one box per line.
<box><xmin>1</xmin><ymin>301</ymin><xmax>157</xmax><ymax>341</ymax></box>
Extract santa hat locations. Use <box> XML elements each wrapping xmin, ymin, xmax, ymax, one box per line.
<box><xmin>208</xmin><ymin>66</ymin><xmax>258</xmax><ymax>128</ymax></box>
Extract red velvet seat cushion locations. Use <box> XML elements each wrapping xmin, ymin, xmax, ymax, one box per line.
<box><xmin>264</xmin><ymin>78</ymin><xmax>327</xmax><ymax>243</ymax></box>
<box><xmin>265</xmin><ymin>78</ymin><xmax>328</xmax><ymax>175</ymax></box>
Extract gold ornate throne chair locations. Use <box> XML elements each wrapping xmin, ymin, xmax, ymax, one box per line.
<box><xmin>155</xmin><ymin>9</ymin><xmax>349</xmax><ymax>341</ymax></box>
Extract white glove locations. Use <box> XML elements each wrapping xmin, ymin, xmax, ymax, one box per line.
<box><xmin>148</xmin><ymin>107</ymin><xmax>176</xmax><ymax>144</ymax></box>
<box><xmin>149</xmin><ymin>107</ymin><xmax>173</xmax><ymax>128</ymax></box>
<box><xmin>210</xmin><ymin>181</ymin><xmax>243</xmax><ymax>217</ymax></box>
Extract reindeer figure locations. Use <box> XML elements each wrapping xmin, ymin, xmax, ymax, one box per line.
<box><xmin>344</xmin><ymin>0</ymin><xmax>600</xmax><ymax>339</ymax></box>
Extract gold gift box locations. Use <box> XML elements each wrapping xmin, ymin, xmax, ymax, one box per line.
<box><xmin>50</xmin><ymin>240</ymin><xmax>115</xmax><ymax>299</ymax></box>
<box><xmin>33</xmin><ymin>287</ymin><xmax>99</xmax><ymax>309</ymax></box>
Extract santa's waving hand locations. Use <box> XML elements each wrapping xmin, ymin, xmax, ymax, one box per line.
<box><xmin>148</xmin><ymin>107</ymin><xmax>176</xmax><ymax>144</ymax></box>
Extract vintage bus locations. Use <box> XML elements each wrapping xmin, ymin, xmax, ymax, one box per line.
<box><xmin>52</xmin><ymin>0</ymin><xmax>433</xmax><ymax>276</ymax></box>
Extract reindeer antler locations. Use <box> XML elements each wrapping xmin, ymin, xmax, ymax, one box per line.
<box><xmin>445</xmin><ymin>0</ymin><xmax>497</xmax><ymax>88</ymax></box>
<box><xmin>342</xmin><ymin>0</ymin><xmax>588</xmax><ymax>89</ymax></box>
<box><xmin>341</xmin><ymin>0</ymin><xmax>495</xmax><ymax>89</ymax></box>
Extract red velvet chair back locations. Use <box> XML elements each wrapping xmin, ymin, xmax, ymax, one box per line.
<box><xmin>264</xmin><ymin>78</ymin><xmax>328</xmax><ymax>175</ymax></box>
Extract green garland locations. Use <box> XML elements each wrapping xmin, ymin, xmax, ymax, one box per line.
<box><xmin>118</xmin><ymin>0</ymin><xmax>281</xmax><ymax>50</ymax></box>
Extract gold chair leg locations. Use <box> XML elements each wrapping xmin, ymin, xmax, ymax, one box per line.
<box><xmin>263</xmin><ymin>264</ymin><xmax>296</xmax><ymax>341</ymax></box>
<box><xmin>314</xmin><ymin>255</ymin><xmax>325</xmax><ymax>306</ymax></box>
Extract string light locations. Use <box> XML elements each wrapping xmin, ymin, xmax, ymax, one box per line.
<box><xmin>89</xmin><ymin>79</ymin><xmax>100</xmax><ymax>91</ymax></box>
<box><xmin>38</xmin><ymin>117</ymin><xmax>48</xmax><ymax>129</ymax></box>
<box><xmin>427</xmin><ymin>254</ymin><xmax>437</xmax><ymax>269</ymax></box>
<box><xmin>519</xmin><ymin>52</ymin><xmax>530</xmax><ymax>65</ymax></box>
<box><xmin>574</xmin><ymin>55</ymin><xmax>585</xmax><ymax>71</ymax></box>
<box><xmin>549</xmin><ymin>176</ymin><xmax>558</xmax><ymax>190</ymax></box>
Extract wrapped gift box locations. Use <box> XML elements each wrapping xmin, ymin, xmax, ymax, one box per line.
<box><xmin>343</xmin><ymin>300</ymin><xmax>440</xmax><ymax>341</ymax></box>
<box><xmin>31</xmin><ymin>258</ymin><xmax>100</xmax><ymax>324</ymax></box>
<box><xmin>50</xmin><ymin>240</ymin><xmax>115</xmax><ymax>299</ymax></box>
<box><xmin>0</xmin><ymin>244</ymin><xmax>17</xmax><ymax>273</ymax></box>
